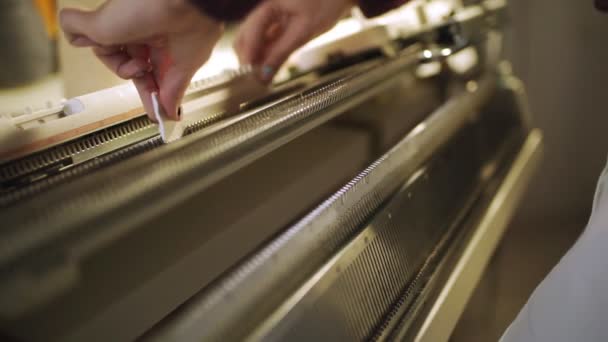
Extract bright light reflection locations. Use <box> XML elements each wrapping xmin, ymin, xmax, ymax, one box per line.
<box><xmin>411</xmin><ymin>122</ymin><xmax>427</xmax><ymax>136</ymax></box>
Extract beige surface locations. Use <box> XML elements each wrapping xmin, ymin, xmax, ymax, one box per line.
<box><xmin>0</xmin><ymin>74</ymin><xmax>63</xmax><ymax>115</ymax></box>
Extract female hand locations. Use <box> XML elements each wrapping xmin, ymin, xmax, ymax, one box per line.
<box><xmin>234</xmin><ymin>0</ymin><xmax>354</xmax><ymax>82</ymax></box>
<box><xmin>60</xmin><ymin>0</ymin><xmax>223</xmax><ymax>120</ymax></box>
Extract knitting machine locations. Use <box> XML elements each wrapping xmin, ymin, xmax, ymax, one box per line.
<box><xmin>0</xmin><ymin>1</ymin><xmax>542</xmax><ymax>341</ymax></box>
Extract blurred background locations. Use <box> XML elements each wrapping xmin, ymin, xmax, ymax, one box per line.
<box><xmin>453</xmin><ymin>0</ymin><xmax>608</xmax><ymax>340</ymax></box>
<box><xmin>0</xmin><ymin>0</ymin><xmax>607</xmax><ymax>340</ymax></box>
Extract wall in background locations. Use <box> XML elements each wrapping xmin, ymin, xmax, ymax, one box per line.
<box><xmin>453</xmin><ymin>2</ymin><xmax>608</xmax><ymax>340</ymax></box>
<box><xmin>507</xmin><ymin>0</ymin><xmax>608</xmax><ymax>224</ymax></box>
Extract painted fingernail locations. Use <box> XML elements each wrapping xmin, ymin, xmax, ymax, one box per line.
<box><xmin>261</xmin><ymin>65</ymin><xmax>274</xmax><ymax>80</ymax></box>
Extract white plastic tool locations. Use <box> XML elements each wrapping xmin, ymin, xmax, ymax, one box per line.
<box><xmin>151</xmin><ymin>92</ymin><xmax>184</xmax><ymax>144</ymax></box>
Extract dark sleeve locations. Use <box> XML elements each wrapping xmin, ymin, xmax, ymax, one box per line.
<box><xmin>189</xmin><ymin>0</ymin><xmax>263</xmax><ymax>21</ymax></box>
<box><xmin>190</xmin><ymin>0</ymin><xmax>409</xmax><ymax>22</ymax></box>
<box><xmin>358</xmin><ymin>0</ymin><xmax>410</xmax><ymax>18</ymax></box>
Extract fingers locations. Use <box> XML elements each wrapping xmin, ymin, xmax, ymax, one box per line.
<box><xmin>119</xmin><ymin>59</ymin><xmax>152</xmax><ymax>79</ymax></box>
<box><xmin>259</xmin><ymin>20</ymin><xmax>310</xmax><ymax>81</ymax></box>
<box><xmin>234</xmin><ymin>3</ymin><xmax>282</xmax><ymax>65</ymax></box>
<box><xmin>149</xmin><ymin>29</ymin><xmax>218</xmax><ymax>121</ymax></box>
<box><xmin>126</xmin><ymin>45</ymin><xmax>150</xmax><ymax>60</ymax></box>
<box><xmin>123</xmin><ymin>45</ymin><xmax>153</xmax><ymax>78</ymax></box>
<box><xmin>60</xmin><ymin>4</ymin><xmax>153</xmax><ymax>47</ymax></box>
<box><xmin>93</xmin><ymin>45</ymin><xmax>151</xmax><ymax>80</ymax></box>
<box><xmin>61</xmin><ymin>6</ymin><xmax>153</xmax><ymax>81</ymax></box>
<box><xmin>127</xmin><ymin>45</ymin><xmax>156</xmax><ymax>120</ymax></box>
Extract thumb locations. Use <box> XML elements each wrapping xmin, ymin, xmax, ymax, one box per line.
<box><xmin>59</xmin><ymin>8</ymin><xmax>98</xmax><ymax>44</ymax></box>
<box><xmin>60</xmin><ymin>4</ymin><xmax>154</xmax><ymax>46</ymax></box>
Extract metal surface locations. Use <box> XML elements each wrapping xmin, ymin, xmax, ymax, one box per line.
<box><xmin>0</xmin><ymin>116</ymin><xmax>156</xmax><ymax>191</ymax></box>
<box><xmin>0</xmin><ymin>47</ymin><xmax>423</xmax><ymax>317</ymax></box>
<box><xmin>0</xmin><ymin>2</ymin><xmax>526</xmax><ymax>337</ymax></box>
<box><xmin>0</xmin><ymin>0</ymin><xmax>508</xmax><ymax>198</ymax></box>
<box><xmin>0</xmin><ymin>137</ymin><xmax>163</xmax><ymax>208</ymax></box>
<box><xmin>143</xmin><ymin>75</ymin><xmax>498</xmax><ymax>342</ymax></box>
<box><xmin>0</xmin><ymin>63</ymin><xmax>381</xmax><ymax>209</ymax></box>
<box><xmin>247</xmin><ymin>126</ymin><xmax>491</xmax><ymax>342</ymax></box>
<box><xmin>0</xmin><ymin>69</ymin><xmax>267</xmax><ymax>196</ymax></box>
<box><xmin>410</xmin><ymin>130</ymin><xmax>543</xmax><ymax>342</ymax></box>
<box><xmin>183</xmin><ymin>65</ymin><xmax>258</xmax><ymax>101</ymax></box>
<box><xmin>144</xmin><ymin>75</ymin><xmax>536</xmax><ymax>341</ymax></box>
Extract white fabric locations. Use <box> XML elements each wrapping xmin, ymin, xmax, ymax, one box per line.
<box><xmin>501</xmin><ymin>157</ymin><xmax>608</xmax><ymax>342</ymax></box>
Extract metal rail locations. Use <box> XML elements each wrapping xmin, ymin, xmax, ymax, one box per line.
<box><xmin>143</xmin><ymin>75</ymin><xmax>497</xmax><ymax>342</ymax></box>
<box><xmin>0</xmin><ymin>0</ymin><xmax>507</xmax><ymax>198</ymax></box>
<box><xmin>0</xmin><ymin>117</ymin><xmax>156</xmax><ymax>188</ymax></box>
<box><xmin>411</xmin><ymin>131</ymin><xmax>542</xmax><ymax>342</ymax></box>
<box><xmin>0</xmin><ymin>46</ymin><xmax>428</xmax><ymax>316</ymax></box>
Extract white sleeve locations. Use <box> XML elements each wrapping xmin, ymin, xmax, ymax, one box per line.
<box><xmin>501</xmin><ymin>163</ymin><xmax>608</xmax><ymax>342</ymax></box>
